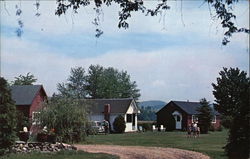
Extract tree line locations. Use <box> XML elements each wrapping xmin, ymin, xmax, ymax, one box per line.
<box><xmin>0</xmin><ymin>66</ymin><xmax>249</xmax><ymax>158</ymax></box>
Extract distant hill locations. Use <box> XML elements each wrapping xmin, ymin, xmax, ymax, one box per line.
<box><xmin>138</xmin><ymin>100</ymin><xmax>166</xmax><ymax>121</ymax></box>
<box><xmin>138</xmin><ymin>100</ymin><xmax>166</xmax><ymax>111</ymax></box>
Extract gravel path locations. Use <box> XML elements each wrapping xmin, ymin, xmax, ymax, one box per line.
<box><xmin>75</xmin><ymin>144</ymin><xmax>210</xmax><ymax>159</ymax></box>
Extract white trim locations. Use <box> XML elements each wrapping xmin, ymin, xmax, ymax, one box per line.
<box><xmin>32</xmin><ymin>111</ymin><xmax>40</xmax><ymax>125</ymax></box>
<box><xmin>172</xmin><ymin>111</ymin><xmax>182</xmax><ymax>129</ymax></box>
<box><xmin>192</xmin><ymin>115</ymin><xmax>198</xmax><ymax>123</ymax></box>
<box><xmin>211</xmin><ymin>115</ymin><xmax>216</xmax><ymax>123</ymax></box>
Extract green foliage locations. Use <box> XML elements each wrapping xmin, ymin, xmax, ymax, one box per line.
<box><xmin>16</xmin><ymin>111</ymin><xmax>30</xmax><ymax>132</ymax></box>
<box><xmin>38</xmin><ymin>96</ymin><xmax>89</xmax><ymax>143</ymax></box>
<box><xmin>12</xmin><ymin>72</ymin><xmax>37</xmax><ymax>85</ymax></box>
<box><xmin>137</xmin><ymin>122</ymin><xmax>154</xmax><ymax>131</ymax></box>
<box><xmin>58</xmin><ymin>65</ymin><xmax>140</xmax><ymax>100</ymax></box>
<box><xmin>196</xmin><ymin>98</ymin><xmax>213</xmax><ymax>134</ymax></box>
<box><xmin>86</xmin><ymin>65</ymin><xmax>140</xmax><ymax>100</ymax></box>
<box><xmin>57</xmin><ymin>67</ymin><xmax>87</xmax><ymax>98</ymax></box>
<box><xmin>212</xmin><ymin>67</ymin><xmax>250</xmax><ymax>159</ymax></box>
<box><xmin>113</xmin><ymin>115</ymin><xmax>126</xmax><ymax>133</ymax></box>
<box><xmin>0</xmin><ymin>77</ymin><xmax>17</xmax><ymax>155</ymax></box>
<box><xmin>53</xmin><ymin>0</ymin><xmax>249</xmax><ymax>45</ymax></box>
<box><xmin>220</xmin><ymin>115</ymin><xmax>233</xmax><ymax>129</ymax></box>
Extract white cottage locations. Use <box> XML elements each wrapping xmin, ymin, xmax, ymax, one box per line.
<box><xmin>89</xmin><ymin>98</ymin><xmax>140</xmax><ymax>132</ymax></box>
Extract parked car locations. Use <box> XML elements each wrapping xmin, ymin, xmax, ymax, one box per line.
<box><xmin>90</xmin><ymin>121</ymin><xmax>105</xmax><ymax>134</ymax></box>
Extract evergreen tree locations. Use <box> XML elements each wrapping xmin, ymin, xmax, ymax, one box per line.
<box><xmin>0</xmin><ymin>77</ymin><xmax>17</xmax><ymax>155</ymax></box>
<box><xmin>113</xmin><ymin>115</ymin><xmax>126</xmax><ymax>133</ymax></box>
<box><xmin>196</xmin><ymin>98</ymin><xmax>213</xmax><ymax>134</ymax></box>
<box><xmin>212</xmin><ymin>67</ymin><xmax>250</xmax><ymax>159</ymax></box>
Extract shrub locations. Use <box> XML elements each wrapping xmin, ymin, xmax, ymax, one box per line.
<box><xmin>217</xmin><ymin>125</ymin><xmax>223</xmax><ymax>131</ymax></box>
<box><xmin>38</xmin><ymin>96</ymin><xmax>89</xmax><ymax>143</ymax></box>
<box><xmin>209</xmin><ymin>125</ymin><xmax>215</xmax><ymax>132</ymax></box>
<box><xmin>113</xmin><ymin>115</ymin><xmax>126</xmax><ymax>133</ymax></box>
<box><xmin>0</xmin><ymin>77</ymin><xmax>17</xmax><ymax>155</ymax></box>
<box><xmin>16</xmin><ymin>111</ymin><xmax>30</xmax><ymax>132</ymax></box>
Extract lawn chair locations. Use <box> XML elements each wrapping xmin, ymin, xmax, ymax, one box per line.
<box><xmin>152</xmin><ymin>125</ymin><xmax>157</xmax><ymax>132</ymax></box>
<box><xmin>138</xmin><ymin>126</ymin><xmax>143</xmax><ymax>132</ymax></box>
<box><xmin>160</xmin><ymin>125</ymin><xmax>166</xmax><ymax>132</ymax></box>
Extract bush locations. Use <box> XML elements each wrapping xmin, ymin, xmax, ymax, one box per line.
<box><xmin>113</xmin><ymin>115</ymin><xmax>126</xmax><ymax>133</ymax></box>
<box><xmin>217</xmin><ymin>125</ymin><xmax>223</xmax><ymax>131</ymax></box>
<box><xmin>209</xmin><ymin>125</ymin><xmax>216</xmax><ymax>132</ymax></box>
<box><xmin>137</xmin><ymin>122</ymin><xmax>153</xmax><ymax>131</ymax></box>
<box><xmin>38</xmin><ymin>96</ymin><xmax>89</xmax><ymax>143</ymax></box>
<box><xmin>0</xmin><ymin>77</ymin><xmax>17</xmax><ymax>155</ymax></box>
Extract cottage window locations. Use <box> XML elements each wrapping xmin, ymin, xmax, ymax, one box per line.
<box><xmin>126</xmin><ymin>114</ymin><xmax>132</xmax><ymax>123</ymax></box>
<box><xmin>192</xmin><ymin>115</ymin><xmax>198</xmax><ymax>123</ymax></box>
<box><xmin>176</xmin><ymin>116</ymin><xmax>181</xmax><ymax>122</ymax></box>
<box><xmin>212</xmin><ymin>115</ymin><xmax>216</xmax><ymax>123</ymax></box>
<box><xmin>32</xmin><ymin>112</ymin><xmax>40</xmax><ymax>125</ymax></box>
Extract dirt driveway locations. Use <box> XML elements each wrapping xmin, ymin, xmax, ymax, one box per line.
<box><xmin>75</xmin><ymin>144</ymin><xmax>210</xmax><ymax>159</ymax></box>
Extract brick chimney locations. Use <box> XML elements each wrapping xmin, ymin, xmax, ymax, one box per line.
<box><xmin>104</xmin><ymin>104</ymin><xmax>110</xmax><ymax>121</ymax></box>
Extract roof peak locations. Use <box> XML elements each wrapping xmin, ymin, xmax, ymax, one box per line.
<box><xmin>11</xmin><ymin>84</ymin><xmax>42</xmax><ymax>87</ymax></box>
<box><xmin>89</xmin><ymin>98</ymin><xmax>133</xmax><ymax>100</ymax></box>
<box><xmin>172</xmin><ymin>100</ymin><xmax>199</xmax><ymax>103</ymax></box>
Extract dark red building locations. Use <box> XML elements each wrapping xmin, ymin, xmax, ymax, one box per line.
<box><xmin>156</xmin><ymin>101</ymin><xmax>221</xmax><ymax>131</ymax></box>
<box><xmin>11</xmin><ymin>85</ymin><xmax>47</xmax><ymax>133</ymax></box>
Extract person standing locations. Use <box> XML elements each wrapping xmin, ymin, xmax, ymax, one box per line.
<box><xmin>103</xmin><ymin>120</ymin><xmax>109</xmax><ymax>135</ymax></box>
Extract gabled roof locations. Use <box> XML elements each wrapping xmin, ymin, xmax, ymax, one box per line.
<box><xmin>172</xmin><ymin>101</ymin><xmax>201</xmax><ymax>115</ymax></box>
<box><xmin>88</xmin><ymin>98</ymin><xmax>137</xmax><ymax>114</ymax></box>
<box><xmin>10</xmin><ymin>85</ymin><xmax>45</xmax><ymax>105</ymax></box>
<box><xmin>158</xmin><ymin>100</ymin><xmax>219</xmax><ymax>115</ymax></box>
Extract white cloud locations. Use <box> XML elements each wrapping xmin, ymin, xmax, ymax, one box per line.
<box><xmin>1</xmin><ymin>1</ymin><xmax>249</xmax><ymax>103</ymax></box>
<box><xmin>1</xmin><ymin>0</ymin><xmax>248</xmax><ymax>38</ymax></box>
<box><xmin>152</xmin><ymin>80</ymin><xmax>167</xmax><ymax>87</ymax></box>
<box><xmin>1</xmin><ymin>36</ymin><xmax>248</xmax><ymax>102</ymax></box>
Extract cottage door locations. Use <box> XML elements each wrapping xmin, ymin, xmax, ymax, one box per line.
<box><xmin>172</xmin><ymin>111</ymin><xmax>182</xmax><ymax>130</ymax></box>
<box><xmin>175</xmin><ymin>115</ymin><xmax>182</xmax><ymax>129</ymax></box>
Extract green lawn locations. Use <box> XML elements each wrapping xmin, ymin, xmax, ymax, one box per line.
<box><xmin>84</xmin><ymin>130</ymin><xmax>228</xmax><ymax>159</ymax></box>
<box><xmin>0</xmin><ymin>150</ymin><xmax>118</xmax><ymax>159</ymax></box>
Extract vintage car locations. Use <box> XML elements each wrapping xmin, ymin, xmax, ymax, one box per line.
<box><xmin>89</xmin><ymin>121</ymin><xmax>105</xmax><ymax>134</ymax></box>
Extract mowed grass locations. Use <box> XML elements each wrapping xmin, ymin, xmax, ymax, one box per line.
<box><xmin>85</xmin><ymin>130</ymin><xmax>228</xmax><ymax>159</ymax></box>
<box><xmin>0</xmin><ymin>150</ymin><xmax>118</xmax><ymax>159</ymax></box>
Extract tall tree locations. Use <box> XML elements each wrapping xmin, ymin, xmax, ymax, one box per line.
<box><xmin>86</xmin><ymin>65</ymin><xmax>104</xmax><ymax>99</ymax></box>
<box><xmin>57</xmin><ymin>67</ymin><xmax>87</xmax><ymax>98</ymax></box>
<box><xmin>59</xmin><ymin>65</ymin><xmax>141</xmax><ymax>100</ymax></box>
<box><xmin>86</xmin><ymin>65</ymin><xmax>140</xmax><ymax>100</ymax></box>
<box><xmin>12</xmin><ymin>72</ymin><xmax>37</xmax><ymax>85</ymax></box>
<box><xmin>212</xmin><ymin>67</ymin><xmax>250</xmax><ymax>159</ymax></box>
<box><xmin>196</xmin><ymin>98</ymin><xmax>213</xmax><ymax>134</ymax></box>
<box><xmin>0</xmin><ymin>77</ymin><xmax>17</xmax><ymax>155</ymax></box>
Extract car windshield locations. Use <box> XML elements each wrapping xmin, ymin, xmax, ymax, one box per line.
<box><xmin>97</xmin><ymin>122</ymin><xmax>102</xmax><ymax>126</ymax></box>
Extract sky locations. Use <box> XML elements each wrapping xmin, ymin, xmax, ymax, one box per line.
<box><xmin>0</xmin><ymin>0</ymin><xmax>249</xmax><ymax>103</ymax></box>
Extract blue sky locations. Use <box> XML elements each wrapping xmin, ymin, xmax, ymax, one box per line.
<box><xmin>0</xmin><ymin>0</ymin><xmax>249</xmax><ymax>102</ymax></box>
